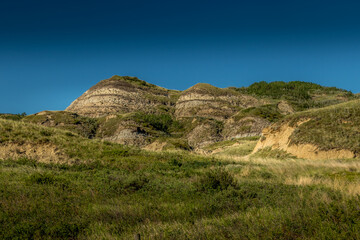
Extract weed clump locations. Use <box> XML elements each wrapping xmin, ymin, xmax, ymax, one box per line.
<box><xmin>28</xmin><ymin>172</ymin><xmax>56</xmax><ymax>185</ymax></box>
<box><xmin>197</xmin><ymin>169</ymin><xmax>237</xmax><ymax>191</ymax></box>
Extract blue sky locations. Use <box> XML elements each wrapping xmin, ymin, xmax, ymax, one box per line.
<box><xmin>1</xmin><ymin>0</ymin><xmax>360</xmax><ymax>114</ymax></box>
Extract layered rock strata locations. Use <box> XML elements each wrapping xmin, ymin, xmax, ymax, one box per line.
<box><xmin>66</xmin><ymin>76</ymin><xmax>175</xmax><ymax>117</ymax></box>
<box><xmin>175</xmin><ymin>83</ymin><xmax>260</xmax><ymax>120</ymax></box>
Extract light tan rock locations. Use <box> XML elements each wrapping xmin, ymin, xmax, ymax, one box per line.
<box><xmin>253</xmin><ymin>120</ymin><xmax>355</xmax><ymax>160</ymax></box>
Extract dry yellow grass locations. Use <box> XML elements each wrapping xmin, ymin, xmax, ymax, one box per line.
<box><xmin>212</xmin><ymin>142</ymin><xmax>360</xmax><ymax>197</ymax></box>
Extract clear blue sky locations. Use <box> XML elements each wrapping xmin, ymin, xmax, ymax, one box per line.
<box><xmin>1</xmin><ymin>0</ymin><xmax>360</xmax><ymax>114</ymax></box>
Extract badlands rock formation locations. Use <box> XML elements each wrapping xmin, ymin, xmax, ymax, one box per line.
<box><xmin>175</xmin><ymin>83</ymin><xmax>260</xmax><ymax>120</ymax></box>
<box><xmin>61</xmin><ymin>76</ymin><xmax>357</xmax><ymax>151</ymax></box>
<box><xmin>66</xmin><ymin>76</ymin><xmax>177</xmax><ymax>117</ymax></box>
<box><xmin>62</xmin><ymin>76</ymin><xmax>277</xmax><ymax>148</ymax></box>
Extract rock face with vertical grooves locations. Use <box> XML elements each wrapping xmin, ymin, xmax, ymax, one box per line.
<box><xmin>66</xmin><ymin>76</ymin><xmax>178</xmax><ymax>118</ymax></box>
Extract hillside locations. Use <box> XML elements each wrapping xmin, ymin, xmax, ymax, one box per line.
<box><xmin>1</xmin><ymin>78</ymin><xmax>360</xmax><ymax>238</ymax></box>
<box><xmin>253</xmin><ymin>99</ymin><xmax>360</xmax><ymax>159</ymax></box>
<box><xmin>1</xmin><ymin>117</ymin><xmax>360</xmax><ymax>239</ymax></box>
<box><xmin>20</xmin><ymin>76</ymin><xmax>355</xmax><ymax>151</ymax></box>
<box><xmin>234</xmin><ymin>81</ymin><xmax>355</xmax><ymax>111</ymax></box>
<box><xmin>0</xmin><ymin>117</ymin><xmax>132</xmax><ymax>163</ymax></box>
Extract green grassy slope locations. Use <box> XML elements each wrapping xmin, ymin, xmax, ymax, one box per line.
<box><xmin>235</xmin><ymin>81</ymin><xmax>356</xmax><ymax>111</ymax></box>
<box><xmin>23</xmin><ymin>111</ymin><xmax>98</xmax><ymax>138</ymax></box>
<box><xmin>269</xmin><ymin>99</ymin><xmax>360</xmax><ymax>154</ymax></box>
<box><xmin>1</xmin><ymin>118</ymin><xmax>360</xmax><ymax>239</ymax></box>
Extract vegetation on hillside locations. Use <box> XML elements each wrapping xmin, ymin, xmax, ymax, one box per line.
<box><xmin>23</xmin><ymin>111</ymin><xmax>98</xmax><ymax>138</ymax></box>
<box><xmin>236</xmin><ymin>81</ymin><xmax>355</xmax><ymax>111</ymax></box>
<box><xmin>284</xmin><ymin>99</ymin><xmax>360</xmax><ymax>154</ymax></box>
<box><xmin>1</xmin><ymin>118</ymin><xmax>360</xmax><ymax>239</ymax></box>
<box><xmin>132</xmin><ymin>112</ymin><xmax>175</xmax><ymax>134</ymax></box>
<box><xmin>0</xmin><ymin>112</ymin><xmax>27</xmax><ymax>121</ymax></box>
<box><xmin>184</xmin><ymin>83</ymin><xmax>241</xmax><ymax>97</ymax></box>
<box><xmin>109</xmin><ymin>75</ymin><xmax>160</xmax><ymax>89</ymax></box>
<box><xmin>235</xmin><ymin>104</ymin><xmax>283</xmax><ymax>122</ymax></box>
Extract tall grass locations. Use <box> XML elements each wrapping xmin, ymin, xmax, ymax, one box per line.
<box><xmin>1</xmin><ymin>153</ymin><xmax>360</xmax><ymax>239</ymax></box>
<box><xmin>1</xmin><ymin>118</ymin><xmax>360</xmax><ymax>239</ymax></box>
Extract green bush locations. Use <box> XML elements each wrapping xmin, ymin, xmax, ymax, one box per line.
<box><xmin>197</xmin><ymin>169</ymin><xmax>237</xmax><ymax>191</ymax></box>
<box><xmin>237</xmin><ymin>104</ymin><xmax>283</xmax><ymax>122</ymax></box>
<box><xmin>101</xmin><ymin>149</ymin><xmax>129</xmax><ymax>157</ymax></box>
<box><xmin>133</xmin><ymin>112</ymin><xmax>174</xmax><ymax>133</ymax></box>
<box><xmin>40</xmin><ymin>129</ymin><xmax>53</xmax><ymax>136</ymax></box>
<box><xmin>28</xmin><ymin>172</ymin><xmax>56</xmax><ymax>185</ymax></box>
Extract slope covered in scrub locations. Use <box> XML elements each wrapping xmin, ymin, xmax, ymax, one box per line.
<box><xmin>235</xmin><ymin>80</ymin><xmax>356</xmax><ymax>111</ymax></box>
<box><xmin>1</xmin><ymin>117</ymin><xmax>360</xmax><ymax>239</ymax></box>
<box><xmin>254</xmin><ymin>99</ymin><xmax>360</xmax><ymax>159</ymax></box>
<box><xmin>23</xmin><ymin>76</ymin><xmax>359</xmax><ymax>151</ymax></box>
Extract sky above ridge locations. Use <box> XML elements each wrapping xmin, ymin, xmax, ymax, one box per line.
<box><xmin>1</xmin><ymin>0</ymin><xmax>360</xmax><ymax>114</ymax></box>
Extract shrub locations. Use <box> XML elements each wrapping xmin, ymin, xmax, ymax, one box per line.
<box><xmin>133</xmin><ymin>112</ymin><xmax>174</xmax><ymax>133</ymax></box>
<box><xmin>110</xmin><ymin>175</ymin><xmax>150</xmax><ymax>193</ymax></box>
<box><xmin>197</xmin><ymin>169</ymin><xmax>237</xmax><ymax>191</ymax></box>
<box><xmin>40</xmin><ymin>130</ymin><xmax>52</xmax><ymax>136</ymax></box>
<box><xmin>28</xmin><ymin>172</ymin><xmax>56</xmax><ymax>185</ymax></box>
<box><xmin>101</xmin><ymin>149</ymin><xmax>129</xmax><ymax>157</ymax></box>
<box><xmin>237</xmin><ymin>104</ymin><xmax>283</xmax><ymax>122</ymax></box>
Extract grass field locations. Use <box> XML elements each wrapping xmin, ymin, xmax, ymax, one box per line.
<box><xmin>1</xmin><ymin>118</ymin><xmax>360</xmax><ymax>239</ymax></box>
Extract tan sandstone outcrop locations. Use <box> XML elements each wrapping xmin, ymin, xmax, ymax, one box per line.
<box><xmin>253</xmin><ymin>120</ymin><xmax>355</xmax><ymax>160</ymax></box>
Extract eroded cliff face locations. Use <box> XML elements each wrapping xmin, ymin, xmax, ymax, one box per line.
<box><xmin>253</xmin><ymin>120</ymin><xmax>356</xmax><ymax>160</ymax></box>
<box><xmin>63</xmin><ymin>76</ymin><xmax>287</xmax><ymax>149</ymax></box>
<box><xmin>185</xmin><ymin>119</ymin><xmax>223</xmax><ymax>149</ymax></box>
<box><xmin>66</xmin><ymin>76</ymin><xmax>177</xmax><ymax>117</ymax></box>
<box><xmin>223</xmin><ymin>116</ymin><xmax>271</xmax><ymax>140</ymax></box>
<box><xmin>98</xmin><ymin>121</ymin><xmax>149</xmax><ymax>147</ymax></box>
<box><xmin>175</xmin><ymin>83</ymin><xmax>261</xmax><ymax>120</ymax></box>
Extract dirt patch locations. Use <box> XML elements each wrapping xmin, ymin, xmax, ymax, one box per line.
<box><xmin>0</xmin><ymin>143</ymin><xmax>68</xmax><ymax>163</ymax></box>
<box><xmin>253</xmin><ymin>120</ymin><xmax>355</xmax><ymax>160</ymax></box>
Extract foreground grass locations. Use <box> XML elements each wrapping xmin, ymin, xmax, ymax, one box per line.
<box><xmin>1</xmin><ymin>153</ymin><xmax>360</xmax><ymax>239</ymax></box>
<box><xmin>1</xmin><ymin>118</ymin><xmax>360</xmax><ymax>239</ymax></box>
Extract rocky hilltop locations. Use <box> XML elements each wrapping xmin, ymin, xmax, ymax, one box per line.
<box><xmin>66</xmin><ymin>76</ymin><xmax>179</xmax><ymax>117</ymax></box>
<box><xmin>25</xmin><ymin>76</ymin><xmax>356</xmax><ymax>151</ymax></box>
